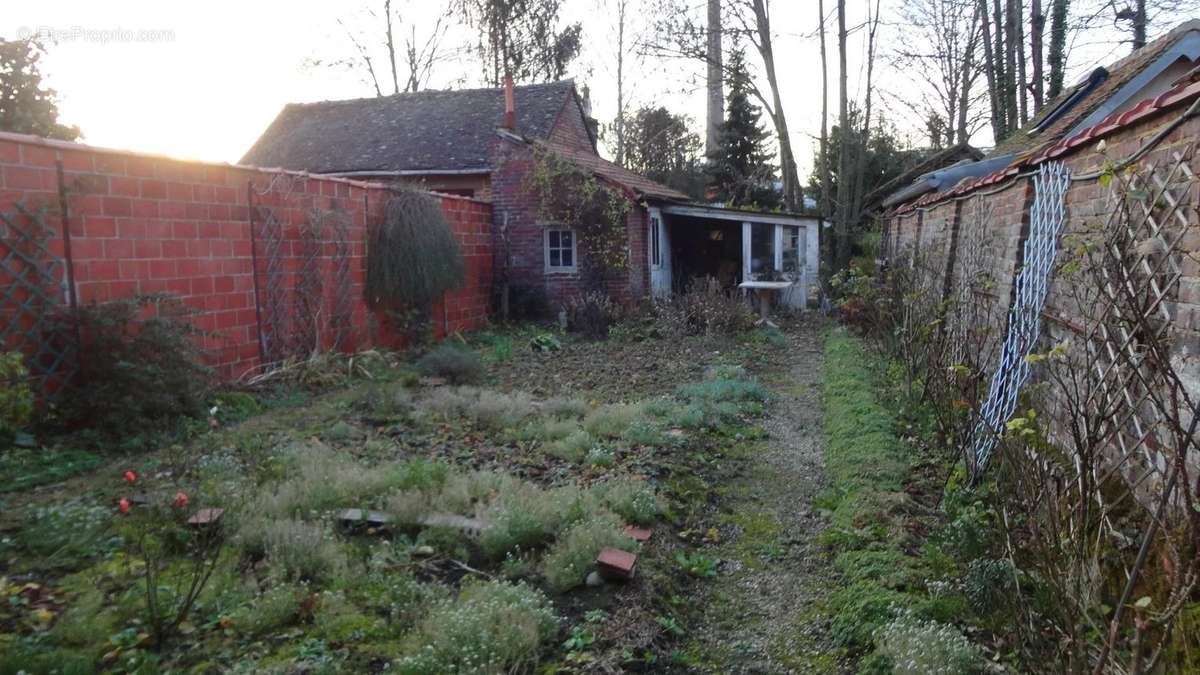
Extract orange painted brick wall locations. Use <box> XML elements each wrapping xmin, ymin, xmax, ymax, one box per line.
<box><xmin>0</xmin><ymin>133</ymin><xmax>493</xmax><ymax>382</ymax></box>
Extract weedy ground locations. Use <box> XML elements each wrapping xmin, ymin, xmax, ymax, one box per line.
<box><xmin>0</xmin><ymin>318</ymin><xmax>846</xmax><ymax>674</ymax></box>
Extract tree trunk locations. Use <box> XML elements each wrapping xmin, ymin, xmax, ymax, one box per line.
<box><xmin>818</xmin><ymin>0</ymin><xmax>831</xmax><ymax>221</ymax></box>
<box><xmin>850</xmin><ymin>0</ymin><xmax>880</xmax><ymax>230</ymax></box>
<box><xmin>834</xmin><ymin>0</ymin><xmax>851</xmax><ymax>270</ymax></box>
<box><xmin>615</xmin><ymin>0</ymin><xmax>628</xmax><ymax>166</ymax></box>
<box><xmin>979</xmin><ymin>0</ymin><xmax>1003</xmax><ymax>142</ymax></box>
<box><xmin>990</xmin><ymin>0</ymin><xmax>1011</xmax><ymax>141</ymax></box>
<box><xmin>1015</xmin><ymin>0</ymin><xmax>1028</xmax><ymax>126</ymax></box>
<box><xmin>1047</xmin><ymin>0</ymin><xmax>1068</xmax><ymax>98</ymax></box>
<box><xmin>706</xmin><ymin>0</ymin><xmax>723</xmax><ymax>156</ymax></box>
<box><xmin>1030</xmin><ymin>0</ymin><xmax>1045</xmax><ymax>112</ymax></box>
<box><xmin>1133</xmin><ymin>0</ymin><xmax>1147</xmax><ymax>50</ymax></box>
<box><xmin>957</xmin><ymin>4</ymin><xmax>981</xmax><ymax>145</ymax></box>
<box><xmin>384</xmin><ymin>0</ymin><xmax>400</xmax><ymax>95</ymax></box>
<box><xmin>1004</xmin><ymin>0</ymin><xmax>1019</xmax><ymax>131</ymax></box>
<box><xmin>750</xmin><ymin>0</ymin><xmax>801</xmax><ymax>212</ymax></box>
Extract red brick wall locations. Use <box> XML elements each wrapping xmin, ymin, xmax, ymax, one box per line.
<box><xmin>546</xmin><ymin>95</ymin><xmax>596</xmax><ymax>153</ymax></box>
<box><xmin>490</xmin><ymin>135</ymin><xmax>647</xmax><ymax>310</ymax></box>
<box><xmin>0</xmin><ymin>133</ymin><xmax>493</xmax><ymax>382</ymax></box>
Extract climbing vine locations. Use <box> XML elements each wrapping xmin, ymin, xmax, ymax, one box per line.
<box><xmin>526</xmin><ymin>147</ymin><xmax>632</xmax><ymax>280</ymax></box>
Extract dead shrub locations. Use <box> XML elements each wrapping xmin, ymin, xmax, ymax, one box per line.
<box><xmin>653</xmin><ymin>276</ymin><xmax>752</xmax><ymax>336</ymax></box>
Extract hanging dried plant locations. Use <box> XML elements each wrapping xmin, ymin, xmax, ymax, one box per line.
<box><xmin>365</xmin><ymin>189</ymin><xmax>465</xmax><ymax>311</ymax></box>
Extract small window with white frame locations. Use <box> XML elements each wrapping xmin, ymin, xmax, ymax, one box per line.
<box><xmin>544</xmin><ymin>228</ymin><xmax>577</xmax><ymax>272</ymax></box>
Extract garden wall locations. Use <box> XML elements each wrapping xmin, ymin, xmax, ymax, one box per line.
<box><xmin>880</xmin><ymin>83</ymin><xmax>1200</xmax><ymax>489</ymax></box>
<box><xmin>0</xmin><ymin>132</ymin><xmax>494</xmax><ymax>386</ymax></box>
<box><xmin>882</xmin><ymin>103</ymin><xmax>1200</xmax><ymax>383</ymax></box>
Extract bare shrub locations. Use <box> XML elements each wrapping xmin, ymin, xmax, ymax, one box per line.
<box><xmin>653</xmin><ymin>276</ymin><xmax>753</xmax><ymax>336</ymax></box>
<box><xmin>565</xmin><ymin>290</ymin><xmax>621</xmax><ymax>340</ymax></box>
<box><xmin>541</xmin><ymin>396</ymin><xmax>589</xmax><ymax>419</ymax></box>
<box><xmin>236</xmin><ymin>518</ymin><xmax>346</xmax><ymax>581</ymax></box>
<box><xmin>416</xmin><ymin>343</ymin><xmax>483</xmax><ymax>384</ymax></box>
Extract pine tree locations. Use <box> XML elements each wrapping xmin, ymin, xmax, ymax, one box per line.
<box><xmin>705</xmin><ymin>48</ymin><xmax>780</xmax><ymax>209</ymax></box>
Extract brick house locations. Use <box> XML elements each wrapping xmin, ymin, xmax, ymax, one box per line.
<box><xmin>243</xmin><ymin>80</ymin><xmax>821</xmax><ymax>310</ymax></box>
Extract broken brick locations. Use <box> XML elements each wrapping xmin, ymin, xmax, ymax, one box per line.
<box><xmin>187</xmin><ymin>508</ymin><xmax>224</xmax><ymax>526</ymax></box>
<box><xmin>623</xmin><ymin>525</ymin><xmax>652</xmax><ymax>542</ymax></box>
<box><xmin>596</xmin><ymin>547</ymin><xmax>637</xmax><ymax>580</ymax></box>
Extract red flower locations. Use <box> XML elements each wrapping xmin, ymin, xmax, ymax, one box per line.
<box><xmin>173</xmin><ymin>491</ymin><xmax>190</xmax><ymax>509</ymax></box>
<box><xmin>124</xmin><ymin>471</ymin><xmax>137</xmax><ymax>484</ymax></box>
<box><xmin>118</xmin><ymin>498</ymin><xmax>131</xmax><ymax>514</ymax></box>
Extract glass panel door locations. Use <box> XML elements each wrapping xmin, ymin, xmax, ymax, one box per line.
<box><xmin>781</xmin><ymin>226</ymin><xmax>802</xmax><ymax>281</ymax></box>
<box><xmin>747</xmin><ymin>222</ymin><xmax>775</xmax><ymax>280</ymax></box>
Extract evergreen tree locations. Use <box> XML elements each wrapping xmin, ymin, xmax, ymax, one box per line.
<box><xmin>621</xmin><ymin>106</ymin><xmax>705</xmax><ymax>200</ymax></box>
<box><xmin>0</xmin><ymin>39</ymin><xmax>80</xmax><ymax>141</ymax></box>
<box><xmin>705</xmin><ymin>48</ymin><xmax>780</xmax><ymax>209</ymax></box>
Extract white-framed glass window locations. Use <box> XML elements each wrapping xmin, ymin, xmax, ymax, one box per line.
<box><xmin>544</xmin><ymin>228</ymin><xmax>577</xmax><ymax>272</ymax></box>
<box><xmin>649</xmin><ymin>215</ymin><xmax>662</xmax><ymax>268</ymax></box>
<box><xmin>781</xmin><ymin>226</ymin><xmax>802</xmax><ymax>279</ymax></box>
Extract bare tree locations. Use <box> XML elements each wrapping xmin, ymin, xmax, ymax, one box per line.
<box><xmin>310</xmin><ymin>1</ymin><xmax>455</xmax><ymax>97</ymax></box>
<box><xmin>1015</xmin><ymin>0</ymin><xmax>1028</xmax><ymax>125</ymax></box>
<box><xmin>605</xmin><ymin>0</ymin><xmax>636</xmax><ymax>165</ymax></box>
<box><xmin>891</xmin><ymin>0</ymin><xmax>986</xmax><ymax>147</ymax></box>
<box><xmin>730</xmin><ymin>0</ymin><xmax>803</xmax><ymax>211</ymax></box>
<box><xmin>1030</xmin><ymin>0</ymin><xmax>1046</xmax><ymax>111</ymax></box>
<box><xmin>849</xmin><ymin>0</ymin><xmax>883</xmax><ymax>229</ymax></box>
<box><xmin>1047</xmin><ymin>0</ymin><xmax>1069</xmax><ymax>98</ymax></box>
<box><xmin>834</xmin><ymin>0</ymin><xmax>850</xmax><ymax>267</ymax></box>
<box><xmin>646</xmin><ymin>0</ymin><xmax>803</xmax><ymax>211</ymax></box>
<box><xmin>978</xmin><ymin>0</ymin><xmax>1005</xmax><ymax>140</ymax></box>
<box><xmin>455</xmin><ymin>0</ymin><xmax>584</xmax><ymax>86</ymax></box>
<box><xmin>818</xmin><ymin>0</ymin><xmax>832</xmax><ymax>221</ymax></box>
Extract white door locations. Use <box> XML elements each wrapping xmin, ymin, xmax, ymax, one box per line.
<box><xmin>648</xmin><ymin>208</ymin><xmax>671</xmax><ymax>298</ymax></box>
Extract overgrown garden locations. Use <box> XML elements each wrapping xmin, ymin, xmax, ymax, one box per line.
<box><xmin>0</xmin><ymin>261</ymin><xmax>792</xmax><ymax>673</ymax></box>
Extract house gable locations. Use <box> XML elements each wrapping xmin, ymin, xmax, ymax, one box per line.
<box><xmin>546</xmin><ymin>90</ymin><xmax>598</xmax><ymax>153</ymax></box>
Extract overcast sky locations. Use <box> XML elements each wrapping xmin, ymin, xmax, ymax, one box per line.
<box><xmin>4</xmin><ymin>1</ymin><xmax>1187</xmax><ymax>179</ymax></box>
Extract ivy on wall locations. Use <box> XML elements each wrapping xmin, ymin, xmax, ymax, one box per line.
<box><xmin>526</xmin><ymin>147</ymin><xmax>633</xmax><ymax>281</ymax></box>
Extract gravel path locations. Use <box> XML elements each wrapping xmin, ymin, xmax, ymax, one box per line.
<box><xmin>685</xmin><ymin>319</ymin><xmax>845</xmax><ymax>673</ymax></box>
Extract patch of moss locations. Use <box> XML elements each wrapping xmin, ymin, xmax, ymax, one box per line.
<box><xmin>719</xmin><ymin>509</ymin><xmax>783</xmax><ymax>568</ymax></box>
<box><xmin>828</xmin><ymin>581</ymin><xmax>906</xmax><ymax>650</ymax></box>
<box><xmin>835</xmin><ymin>548</ymin><xmax>920</xmax><ymax>589</ymax></box>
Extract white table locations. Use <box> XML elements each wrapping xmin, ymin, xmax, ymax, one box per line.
<box><xmin>738</xmin><ymin>280</ymin><xmax>794</xmax><ymax>328</ymax></box>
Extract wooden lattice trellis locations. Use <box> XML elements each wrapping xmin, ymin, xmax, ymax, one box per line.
<box><xmin>1083</xmin><ymin>150</ymin><xmax>1196</xmax><ymax>498</ymax></box>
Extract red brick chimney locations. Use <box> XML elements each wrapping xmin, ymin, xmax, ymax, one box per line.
<box><xmin>504</xmin><ymin>75</ymin><xmax>515</xmax><ymax>130</ymax></box>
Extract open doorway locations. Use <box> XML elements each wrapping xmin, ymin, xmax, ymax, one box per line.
<box><xmin>668</xmin><ymin>215</ymin><xmax>743</xmax><ymax>292</ymax></box>
<box><xmin>657</xmin><ymin>204</ymin><xmax>821</xmax><ymax>310</ymax></box>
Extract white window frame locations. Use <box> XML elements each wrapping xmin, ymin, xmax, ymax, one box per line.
<box><xmin>543</xmin><ymin>227</ymin><xmax>578</xmax><ymax>273</ymax></box>
<box><xmin>648</xmin><ymin>213</ymin><xmax>663</xmax><ymax>269</ymax></box>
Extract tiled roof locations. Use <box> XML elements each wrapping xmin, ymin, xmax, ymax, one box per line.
<box><xmin>990</xmin><ymin>20</ymin><xmax>1200</xmax><ymax>157</ymax></box>
<box><xmin>893</xmin><ymin>67</ymin><xmax>1200</xmax><ymax>215</ymax></box>
<box><xmin>537</xmin><ymin>140</ymin><xmax>692</xmax><ymax>202</ymax></box>
<box><xmin>240</xmin><ymin>81</ymin><xmax>578</xmax><ymax>173</ymax></box>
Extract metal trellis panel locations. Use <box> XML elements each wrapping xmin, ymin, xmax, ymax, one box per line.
<box><xmin>966</xmin><ymin>161</ymin><xmax>1072</xmax><ymax>476</ymax></box>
